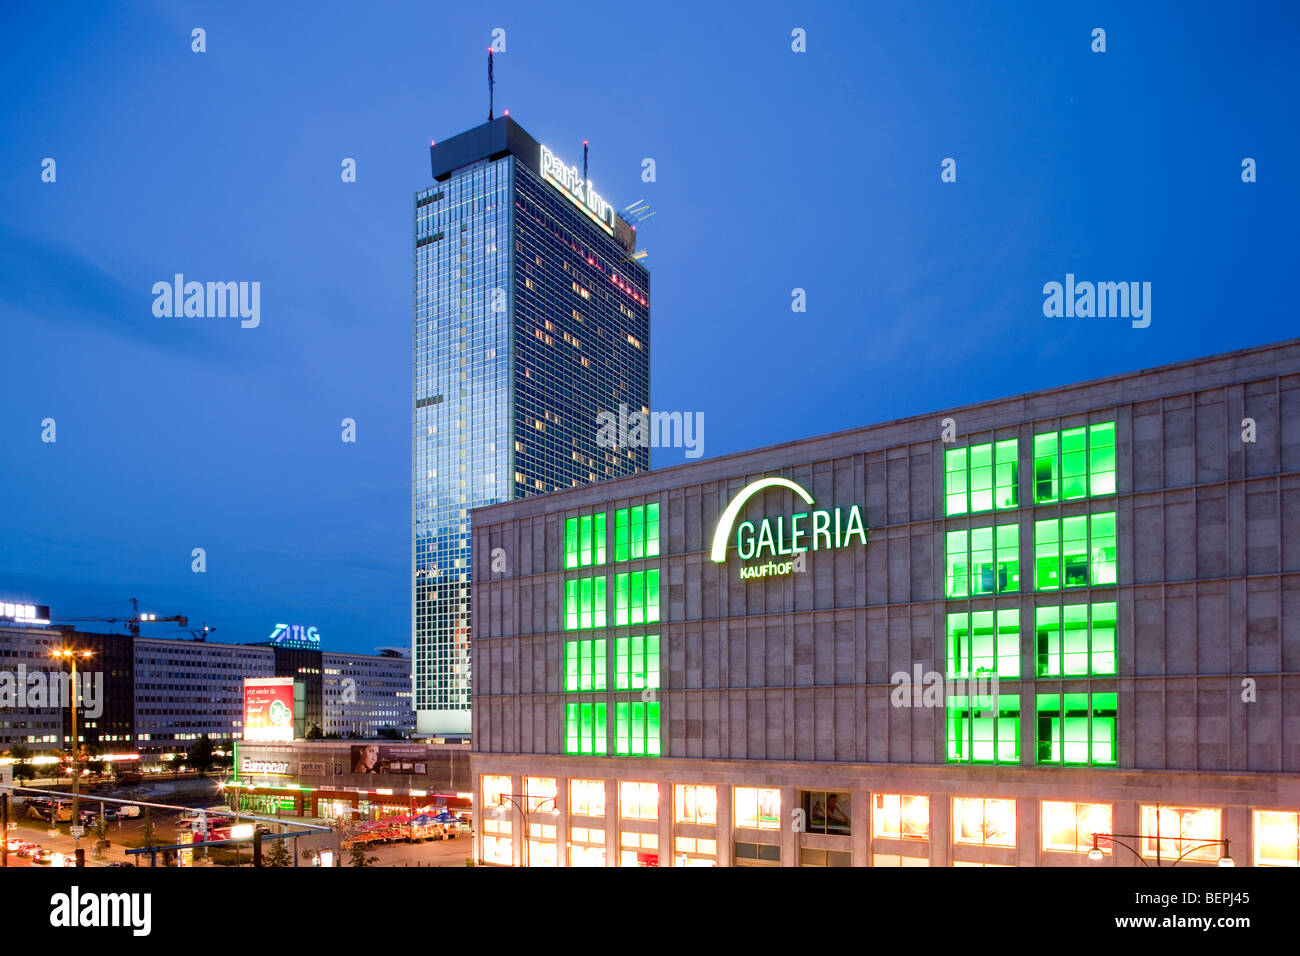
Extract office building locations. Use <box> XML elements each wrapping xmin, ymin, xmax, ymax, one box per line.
<box><xmin>414</xmin><ymin>115</ymin><xmax>651</xmax><ymax>734</ymax></box>
<box><xmin>470</xmin><ymin>338</ymin><xmax>1300</xmax><ymax>867</ymax></box>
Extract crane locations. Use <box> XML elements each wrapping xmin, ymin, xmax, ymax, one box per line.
<box><xmin>51</xmin><ymin>596</ymin><xmax>188</xmax><ymax>637</ymax></box>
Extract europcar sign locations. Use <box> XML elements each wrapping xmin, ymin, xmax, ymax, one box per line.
<box><xmin>711</xmin><ymin>477</ymin><xmax>867</xmax><ymax>580</ymax></box>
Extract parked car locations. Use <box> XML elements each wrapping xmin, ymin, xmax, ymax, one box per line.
<box><xmin>117</xmin><ymin>804</ymin><xmax>141</xmax><ymax>818</ymax></box>
<box><xmin>27</xmin><ymin>847</ymin><xmax>53</xmax><ymax>863</ymax></box>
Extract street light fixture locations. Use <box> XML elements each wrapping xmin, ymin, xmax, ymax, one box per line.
<box><xmin>496</xmin><ymin>793</ymin><xmax>559</xmax><ymax>867</ymax></box>
<box><xmin>51</xmin><ymin>648</ymin><xmax>93</xmax><ymax>860</ymax></box>
<box><xmin>1089</xmin><ymin>831</ymin><xmax>1234</xmax><ymax>867</ymax></box>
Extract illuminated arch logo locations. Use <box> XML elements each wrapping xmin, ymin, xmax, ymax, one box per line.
<box><xmin>710</xmin><ymin>477</ymin><xmax>867</xmax><ymax>580</ymax></box>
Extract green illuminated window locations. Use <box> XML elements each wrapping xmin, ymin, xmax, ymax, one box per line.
<box><xmin>564</xmin><ymin>639</ymin><xmax>607</xmax><ymax>692</ymax></box>
<box><xmin>1033</xmin><ymin>422</ymin><xmax>1117</xmax><ymax>504</ymax></box>
<box><xmin>946</xmin><ymin>524</ymin><xmax>1019</xmax><ymax>597</ymax></box>
<box><xmin>564</xmin><ymin>575</ymin><xmax>607</xmax><ymax>630</ymax></box>
<box><xmin>564</xmin><ymin>513</ymin><xmax>607</xmax><ymax>569</ymax></box>
<box><xmin>565</xmin><ymin>701</ymin><xmax>608</xmax><ymax>755</ymax></box>
<box><xmin>614</xmin><ymin>699</ymin><xmax>661</xmax><ymax>756</ymax></box>
<box><xmin>1033</xmin><ymin>513</ymin><xmax>1116</xmax><ymax>591</ymax></box>
<box><xmin>1036</xmin><ymin>693</ymin><xmax>1116</xmax><ymax>765</ymax></box>
<box><xmin>946</xmin><ymin>694</ymin><xmax>1020</xmax><ymax>764</ymax></box>
<box><xmin>614</xmin><ymin>503</ymin><xmax>660</xmax><ymax>562</ymax></box>
<box><xmin>614</xmin><ymin>569</ymin><xmax>660</xmax><ymax>626</ymax></box>
<box><xmin>1035</xmin><ymin>602</ymin><xmax>1117</xmax><ymax>677</ymax></box>
<box><xmin>615</xmin><ymin>635</ymin><xmax>660</xmax><ymax>690</ymax></box>
<box><xmin>944</xmin><ymin>440</ymin><xmax>1018</xmax><ymax>516</ymax></box>
<box><xmin>946</xmin><ymin>609</ymin><xmax>1020</xmax><ymax>679</ymax></box>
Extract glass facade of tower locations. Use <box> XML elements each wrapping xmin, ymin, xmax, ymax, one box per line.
<box><xmin>414</xmin><ymin>121</ymin><xmax>649</xmax><ymax>735</ymax></box>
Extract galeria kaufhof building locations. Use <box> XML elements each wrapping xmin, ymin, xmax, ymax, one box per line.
<box><xmin>470</xmin><ymin>339</ymin><xmax>1300</xmax><ymax>867</ymax></box>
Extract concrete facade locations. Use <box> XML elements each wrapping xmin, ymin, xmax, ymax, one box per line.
<box><xmin>470</xmin><ymin>339</ymin><xmax>1300</xmax><ymax>866</ymax></box>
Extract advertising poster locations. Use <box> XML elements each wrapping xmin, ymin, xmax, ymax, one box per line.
<box><xmin>243</xmin><ymin>677</ymin><xmax>295</xmax><ymax>742</ymax></box>
<box><xmin>349</xmin><ymin>744</ymin><xmax>429</xmax><ymax>775</ymax></box>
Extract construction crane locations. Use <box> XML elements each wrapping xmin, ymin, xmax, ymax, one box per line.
<box><xmin>51</xmin><ymin>596</ymin><xmax>188</xmax><ymax>637</ymax></box>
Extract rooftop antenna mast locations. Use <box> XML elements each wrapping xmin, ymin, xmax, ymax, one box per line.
<box><xmin>488</xmin><ymin>48</ymin><xmax>494</xmax><ymax>121</ymax></box>
<box><xmin>583</xmin><ymin>141</ymin><xmax>588</xmax><ymax>183</ymax></box>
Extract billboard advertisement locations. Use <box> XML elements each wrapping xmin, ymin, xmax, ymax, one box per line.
<box><xmin>349</xmin><ymin>744</ymin><xmax>429</xmax><ymax>775</ymax></box>
<box><xmin>243</xmin><ymin>677</ymin><xmax>295</xmax><ymax>742</ymax></box>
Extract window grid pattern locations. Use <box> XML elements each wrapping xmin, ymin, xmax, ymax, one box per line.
<box><xmin>564</xmin><ymin>513</ymin><xmax>607</xmax><ymax>569</ymax></box>
<box><xmin>1036</xmin><ymin>692</ymin><xmax>1117</xmax><ymax>765</ymax></box>
<box><xmin>945</xmin><ymin>524</ymin><xmax>1020</xmax><ymax>597</ymax></box>
<box><xmin>946</xmin><ymin>694</ymin><xmax>1020</xmax><ymax>764</ymax></box>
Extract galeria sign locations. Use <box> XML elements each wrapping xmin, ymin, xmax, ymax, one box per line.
<box><xmin>710</xmin><ymin>477</ymin><xmax>867</xmax><ymax>580</ymax></box>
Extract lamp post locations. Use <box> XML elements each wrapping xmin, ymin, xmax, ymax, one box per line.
<box><xmin>1089</xmin><ymin>831</ymin><xmax>1234</xmax><ymax>867</ymax></box>
<box><xmin>52</xmin><ymin>648</ymin><xmax>93</xmax><ymax>852</ymax></box>
<box><xmin>497</xmin><ymin>794</ymin><xmax>559</xmax><ymax>867</ymax></box>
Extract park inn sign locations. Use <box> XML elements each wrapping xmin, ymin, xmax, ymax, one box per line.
<box><xmin>710</xmin><ymin>477</ymin><xmax>868</xmax><ymax>580</ymax></box>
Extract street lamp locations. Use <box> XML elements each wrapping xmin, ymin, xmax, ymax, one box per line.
<box><xmin>496</xmin><ymin>793</ymin><xmax>559</xmax><ymax>867</ymax></box>
<box><xmin>1089</xmin><ymin>831</ymin><xmax>1234</xmax><ymax>867</ymax></box>
<box><xmin>51</xmin><ymin>648</ymin><xmax>93</xmax><ymax>855</ymax></box>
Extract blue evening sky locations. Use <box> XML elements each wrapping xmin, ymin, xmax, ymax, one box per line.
<box><xmin>0</xmin><ymin>1</ymin><xmax>1295</xmax><ymax>653</ymax></box>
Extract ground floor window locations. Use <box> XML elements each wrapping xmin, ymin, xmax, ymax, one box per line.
<box><xmin>1042</xmin><ymin>800</ymin><xmax>1112</xmax><ymax>855</ymax></box>
<box><xmin>734</xmin><ymin>787</ymin><xmax>780</xmax><ymax>830</ymax></box>
<box><xmin>873</xmin><ymin>793</ymin><xmax>929</xmax><ymax>841</ymax></box>
<box><xmin>873</xmin><ymin>853</ymin><xmax>928</xmax><ymax>867</ymax></box>
<box><xmin>1140</xmin><ymin>806</ymin><xmax>1222</xmax><ymax>864</ymax></box>
<box><xmin>800</xmin><ymin>790</ymin><xmax>851</xmax><ymax>835</ymax></box>
<box><xmin>620</xmin><ymin>830</ymin><xmax>658</xmax><ymax>866</ymax></box>
<box><xmin>799</xmin><ymin>847</ymin><xmax>850</xmax><ymax>866</ymax></box>
<box><xmin>570</xmin><ymin>826</ymin><xmax>606</xmax><ymax>867</ymax></box>
<box><xmin>734</xmin><ymin>841</ymin><xmax>781</xmax><ymax>867</ymax></box>
<box><xmin>1254</xmin><ymin>810</ymin><xmax>1300</xmax><ymax>867</ymax></box>
<box><xmin>952</xmin><ymin>797</ymin><xmax>1016</xmax><ymax>848</ymax></box>
<box><xmin>482</xmin><ymin>834</ymin><xmax>511</xmax><ymax>866</ymax></box>
<box><xmin>673</xmin><ymin>835</ymin><xmax>717</xmax><ymax>866</ymax></box>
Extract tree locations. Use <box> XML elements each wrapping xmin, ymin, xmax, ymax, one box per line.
<box><xmin>8</xmin><ymin>746</ymin><xmax>33</xmax><ymax>785</ymax></box>
<box><xmin>186</xmin><ymin>734</ymin><xmax>216</xmax><ymax>777</ymax></box>
<box><xmin>265</xmin><ymin>840</ymin><xmax>292</xmax><ymax>867</ymax></box>
<box><xmin>305</xmin><ymin>723</ymin><xmax>323</xmax><ymax>740</ymax></box>
<box><xmin>348</xmin><ymin>841</ymin><xmax>378</xmax><ymax>867</ymax></box>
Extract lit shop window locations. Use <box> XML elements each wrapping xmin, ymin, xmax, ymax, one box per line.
<box><xmin>946</xmin><ymin>610</ymin><xmax>1020</xmax><ymax>679</ymax></box>
<box><xmin>946</xmin><ymin>695</ymin><xmax>1020</xmax><ymax>764</ymax></box>
<box><xmin>613</xmin><ymin>570</ymin><xmax>660</xmax><ymax>626</ymax></box>
<box><xmin>800</xmin><ymin>790</ymin><xmax>851</xmax><ymax>835</ymax></box>
<box><xmin>944</xmin><ymin>439</ymin><xmax>1018</xmax><ymax>515</ymax></box>
<box><xmin>614</xmin><ymin>700</ymin><xmax>660</xmax><ymax>756</ymax></box>
<box><xmin>1033</xmin><ymin>513</ymin><xmax>1117</xmax><ymax>591</ymax></box>
<box><xmin>675</xmin><ymin>784</ymin><xmax>718</xmax><ymax>825</ymax></box>
<box><xmin>952</xmin><ymin>861</ymin><xmax>1013</xmax><ymax>867</ymax></box>
<box><xmin>564</xmin><ymin>575</ymin><xmax>607</xmax><ymax>630</ymax></box>
<box><xmin>952</xmin><ymin>797</ymin><xmax>1016</xmax><ymax>848</ymax></box>
<box><xmin>568</xmin><ymin>835</ymin><xmax>607</xmax><ymax>868</ymax></box>
<box><xmin>619</xmin><ymin>781</ymin><xmax>659</xmax><ymax>821</ymax></box>
<box><xmin>1035</xmin><ymin>693</ymin><xmax>1117</xmax><ymax>766</ymax></box>
<box><xmin>1035</xmin><ymin>603</ymin><xmax>1116</xmax><ymax>676</ymax></box>
<box><xmin>564</xmin><ymin>639</ymin><xmax>607</xmax><ymax>692</ymax></box>
<box><xmin>674</xmin><ymin>836</ymin><xmax>718</xmax><ymax>866</ymax></box>
<box><xmin>873</xmin><ymin>794</ymin><xmax>930</xmax><ymax>841</ymax></box>
<box><xmin>619</xmin><ymin>831</ymin><xmax>659</xmax><ymax>867</ymax></box>
<box><xmin>945</xmin><ymin>525</ymin><xmax>1019</xmax><ymax>597</ymax></box>
<box><xmin>564</xmin><ymin>702</ymin><xmax>607</xmax><ymax>755</ymax></box>
<box><xmin>1042</xmin><ymin>801</ymin><xmax>1113</xmax><ymax>855</ymax></box>
<box><xmin>1141</xmin><ymin>806</ymin><xmax>1223</xmax><ymax>864</ymax></box>
<box><xmin>482</xmin><ymin>832</ymin><xmax>512</xmax><ymax>865</ymax></box>
<box><xmin>524</xmin><ymin>776</ymin><xmax>557</xmax><ymax>813</ymax></box>
<box><xmin>1253</xmin><ymin>811</ymin><xmax>1300</xmax><ymax>867</ymax></box>
<box><xmin>482</xmin><ymin>774</ymin><xmax>510</xmax><ymax>810</ymax></box>
<box><xmin>570</xmin><ymin>779</ymin><xmax>606</xmax><ymax>818</ymax></box>
<box><xmin>734</xmin><ymin>787</ymin><xmax>781</xmax><ymax>831</ymax></box>
<box><xmin>614</xmin><ymin>503</ymin><xmax>660</xmax><ymax>560</ymax></box>
<box><xmin>1033</xmin><ymin>422</ymin><xmax>1116</xmax><ymax>503</ymax></box>
<box><xmin>564</xmin><ymin>513</ymin><xmax>606</xmax><ymax>569</ymax></box>
<box><xmin>615</xmin><ymin>635</ymin><xmax>659</xmax><ymax>690</ymax></box>
<box><xmin>873</xmin><ymin>853</ymin><xmax>928</xmax><ymax>867</ymax></box>
<box><xmin>481</xmin><ymin>774</ymin><xmax>513</xmax><ymax>865</ymax></box>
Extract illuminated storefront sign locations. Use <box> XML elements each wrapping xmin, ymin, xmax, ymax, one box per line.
<box><xmin>240</xmin><ymin>758</ymin><xmax>290</xmax><ymax>776</ymax></box>
<box><xmin>268</xmin><ymin>623</ymin><xmax>320</xmax><ymax>649</ymax></box>
<box><xmin>710</xmin><ymin>477</ymin><xmax>867</xmax><ymax>579</ymax></box>
<box><xmin>539</xmin><ymin>144</ymin><xmax>615</xmax><ymax>236</ymax></box>
<box><xmin>0</xmin><ymin>601</ymin><xmax>50</xmax><ymax>624</ymax></box>
<box><xmin>243</xmin><ymin>677</ymin><xmax>296</xmax><ymax>742</ymax></box>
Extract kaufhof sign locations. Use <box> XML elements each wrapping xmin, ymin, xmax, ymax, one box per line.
<box><xmin>539</xmin><ymin>144</ymin><xmax>615</xmax><ymax>236</ymax></box>
<box><xmin>711</xmin><ymin>477</ymin><xmax>867</xmax><ymax>580</ymax></box>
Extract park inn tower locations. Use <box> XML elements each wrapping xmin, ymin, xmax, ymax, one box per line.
<box><xmin>413</xmin><ymin>116</ymin><xmax>651</xmax><ymax>735</ymax></box>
